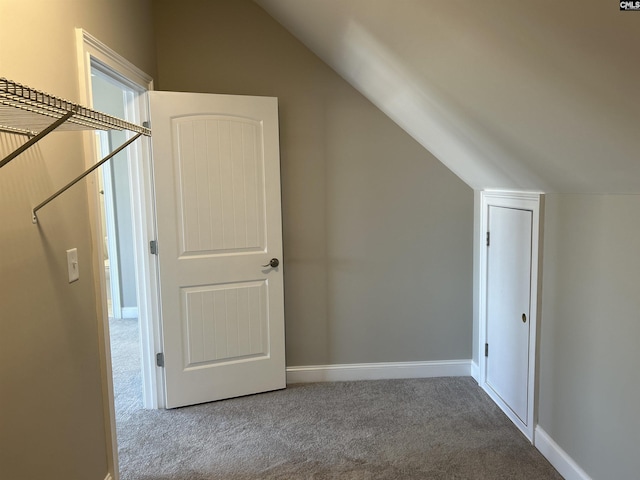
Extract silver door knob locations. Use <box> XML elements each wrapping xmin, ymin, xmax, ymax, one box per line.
<box><xmin>262</xmin><ymin>258</ymin><xmax>279</xmax><ymax>268</ymax></box>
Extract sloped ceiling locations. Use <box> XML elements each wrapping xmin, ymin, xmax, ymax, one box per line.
<box><xmin>256</xmin><ymin>0</ymin><xmax>640</xmax><ymax>193</ymax></box>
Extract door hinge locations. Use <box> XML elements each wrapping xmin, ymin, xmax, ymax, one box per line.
<box><xmin>485</xmin><ymin>343</ymin><xmax>489</xmax><ymax>357</ymax></box>
<box><xmin>150</xmin><ymin>240</ymin><xmax>158</xmax><ymax>255</ymax></box>
<box><xmin>486</xmin><ymin>232</ymin><xmax>490</xmax><ymax>246</ymax></box>
<box><xmin>156</xmin><ymin>352</ymin><xmax>164</xmax><ymax>367</ymax></box>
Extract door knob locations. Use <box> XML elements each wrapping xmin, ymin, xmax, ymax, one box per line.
<box><xmin>262</xmin><ymin>258</ymin><xmax>279</xmax><ymax>268</ymax></box>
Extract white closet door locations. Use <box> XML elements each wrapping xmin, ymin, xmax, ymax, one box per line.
<box><xmin>486</xmin><ymin>205</ymin><xmax>532</xmax><ymax>425</ymax></box>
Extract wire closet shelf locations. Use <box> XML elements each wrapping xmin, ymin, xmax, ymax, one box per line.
<box><xmin>0</xmin><ymin>77</ymin><xmax>151</xmax><ymax>223</ymax></box>
<box><xmin>0</xmin><ymin>77</ymin><xmax>151</xmax><ymax>137</ymax></box>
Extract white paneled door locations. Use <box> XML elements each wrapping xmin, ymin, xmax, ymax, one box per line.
<box><xmin>485</xmin><ymin>205</ymin><xmax>532</xmax><ymax>425</ymax></box>
<box><xmin>149</xmin><ymin>92</ymin><xmax>285</xmax><ymax>408</ymax></box>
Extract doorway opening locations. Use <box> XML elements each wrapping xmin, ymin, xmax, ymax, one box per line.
<box><xmin>77</xmin><ymin>28</ymin><xmax>162</xmax><ymax>408</ymax></box>
<box><xmin>91</xmin><ymin>64</ymin><xmax>145</xmax><ymax>419</ymax></box>
<box><xmin>92</xmin><ymin>69</ymin><xmax>138</xmax><ymax>322</ymax></box>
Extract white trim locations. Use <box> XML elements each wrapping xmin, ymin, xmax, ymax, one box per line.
<box><xmin>477</xmin><ymin>190</ymin><xmax>543</xmax><ymax>442</ymax></box>
<box><xmin>104</xmin><ymin>474</ymin><xmax>114</xmax><ymax>480</ymax></box>
<box><xmin>121</xmin><ymin>307</ymin><xmax>139</xmax><ymax>319</ymax></box>
<box><xmin>80</xmin><ymin>30</ymin><xmax>152</xmax><ymax>88</ymax></box>
<box><xmin>76</xmin><ymin>29</ymin><xmax>119</xmax><ymax>480</ymax></box>
<box><xmin>535</xmin><ymin>427</ymin><xmax>592</xmax><ymax>480</ymax></box>
<box><xmin>481</xmin><ymin>189</ymin><xmax>543</xmax><ymax>202</ymax></box>
<box><xmin>470</xmin><ymin>361</ymin><xmax>479</xmax><ymax>382</ymax></box>
<box><xmin>286</xmin><ymin>360</ymin><xmax>472</xmax><ymax>384</ymax></box>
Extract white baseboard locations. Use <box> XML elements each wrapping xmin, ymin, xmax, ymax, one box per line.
<box><xmin>286</xmin><ymin>359</ymin><xmax>472</xmax><ymax>384</ymax></box>
<box><xmin>121</xmin><ymin>307</ymin><xmax>138</xmax><ymax>319</ymax></box>
<box><xmin>470</xmin><ymin>361</ymin><xmax>479</xmax><ymax>382</ymax></box>
<box><xmin>535</xmin><ymin>426</ymin><xmax>592</xmax><ymax>480</ymax></box>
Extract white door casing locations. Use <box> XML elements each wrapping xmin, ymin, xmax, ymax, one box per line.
<box><xmin>479</xmin><ymin>191</ymin><xmax>542</xmax><ymax>442</ymax></box>
<box><xmin>149</xmin><ymin>91</ymin><xmax>286</xmax><ymax>408</ymax></box>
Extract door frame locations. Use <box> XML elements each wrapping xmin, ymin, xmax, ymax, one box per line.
<box><xmin>76</xmin><ymin>28</ymin><xmax>164</xmax><ymax>480</ymax></box>
<box><xmin>478</xmin><ymin>190</ymin><xmax>543</xmax><ymax>442</ymax></box>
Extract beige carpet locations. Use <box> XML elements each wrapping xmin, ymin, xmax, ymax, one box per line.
<box><xmin>110</xmin><ymin>319</ymin><xmax>561</xmax><ymax>479</ymax></box>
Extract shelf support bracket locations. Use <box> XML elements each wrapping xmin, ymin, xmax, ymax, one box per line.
<box><xmin>32</xmin><ymin>132</ymin><xmax>143</xmax><ymax>224</ymax></box>
<box><xmin>0</xmin><ymin>109</ymin><xmax>76</xmax><ymax>169</ymax></box>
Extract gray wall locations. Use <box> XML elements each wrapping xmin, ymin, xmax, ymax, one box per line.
<box><xmin>539</xmin><ymin>194</ymin><xmax>640</xmax><ymax>479</ymax></box>
<box><xmin>0</xmin><ymin>1</ymin><xmax>156</xmax><ymax>478</ymax></box>
<box><xmin>153</xmin><ymin>0</ymin><xmax>474</xmax><ymax>366</ymax></box>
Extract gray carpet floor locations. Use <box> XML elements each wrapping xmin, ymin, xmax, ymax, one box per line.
<box><xmin>109</xmin><ymin>319</ymin><xmax>562</xmax><ymax>479</ymax></box>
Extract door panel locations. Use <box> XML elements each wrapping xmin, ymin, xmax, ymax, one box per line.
<box><xmin>181</xmin><ymin>281</ymin><xmax>268</xmax><ymax>366</ymax></box>
<box><xmin>486</xmin><ymin>205</ymin><xmax>532</xmax><ymax>424</ymax></box>
<box><xmin>150</xmin><ymin>91</ymin><xmax>285</xmax><ymax>408</ymax></box>
<box><xmin>175</xmin><ymin>116</ymin><xmax>265</xmax><ymax>254</ymax></box>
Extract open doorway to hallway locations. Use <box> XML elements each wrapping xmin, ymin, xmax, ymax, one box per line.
<box><xmin>91</xmin><ymin>63</ymin><xmax>146</xmax><ymax>459</ymax></box>
<box><xmin>92</xmin><ymin>69</ymin><xmax>139</xmax><ymax>323</ymax></box>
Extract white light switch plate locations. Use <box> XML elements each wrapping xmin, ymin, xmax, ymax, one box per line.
<box><xmin>66</xmin><ymin>248</ymin><xmax>79</xmax><ymax>283</ymax></box>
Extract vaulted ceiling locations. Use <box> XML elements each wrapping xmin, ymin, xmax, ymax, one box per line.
<box><xmin>256</xmin><ymin>0</ymin><xmax>640</xmax><ymax>193</ymax></box>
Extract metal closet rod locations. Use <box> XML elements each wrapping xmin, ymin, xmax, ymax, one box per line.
<box><xmin>32</xmin><ymin>132</ymin><xmax>143</xmax><ymax>224</ymax></box>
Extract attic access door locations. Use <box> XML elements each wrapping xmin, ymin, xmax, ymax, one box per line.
<box><xmin>479</xmin><ymin>191</ymin><xmax>541</xmax><ymax>442</ymax></box>
<box><xmin>486</xmin><ymin>206</ymin><xmax>531</xmax><ymax>422</ymax></box>
<box><xmin>149</xmin><ymin>92</ymin><xmax>286</xmax><ymax>408</ymax></box>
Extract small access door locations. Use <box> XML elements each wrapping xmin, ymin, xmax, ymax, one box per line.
<box><xmin>485</xmin><ymin>205</ymin><xmax>532</xmax><ymax>426</ymax></box>
<box><xmin>480</xmin><ymin>191</ymin><xmax>542</xmax><ymax>442</ymax></box>
<box><xmin>149</xmin><ymin>91</ymin><xmax>286</xmax><ymax>408</ymax></box>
